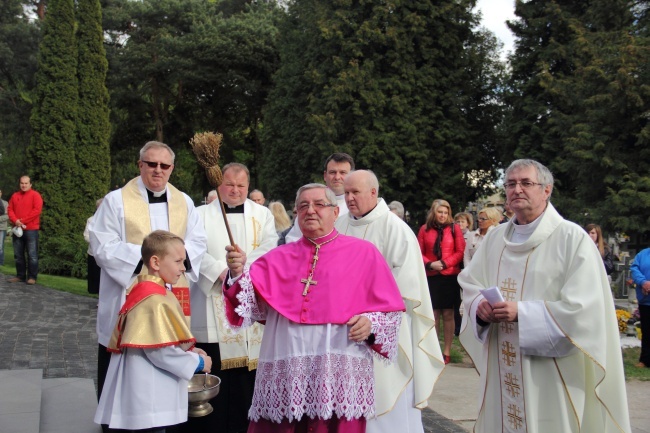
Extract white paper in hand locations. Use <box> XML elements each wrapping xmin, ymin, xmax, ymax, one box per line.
<box><xmin>480</xmin><ymin>286</ymin><xmax>504</xmax><ymax>306</ymax></box>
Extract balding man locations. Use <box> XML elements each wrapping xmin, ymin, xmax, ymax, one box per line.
<box><xmin>248</xmin><ymin>189</ymin><xmax>265</xmax><ymax>205</ymax></box>
<box><xmin>335</xmin><ymin>170</ymin><xmax>444</xmax><ymax>433</ymax></box>
<box><xmin>206</xmin><ymin>190</ymin><xmax>218</xmax><ymax>204</ymax></box>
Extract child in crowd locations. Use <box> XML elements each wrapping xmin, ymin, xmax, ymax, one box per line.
<box><xmin>95</xmin><ymin>230</ymin><xmax>212</xmax><ymax>432</ymax></box>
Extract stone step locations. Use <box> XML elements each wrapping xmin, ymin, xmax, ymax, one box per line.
<box><xmin>0</xmin><ymin>369</ymin><xmax>43</xmax><ymax>433</ymax></box>
<box><xmin>40</xmin><ymin>378</ymin><xmax>102</xmax><ymax>433</ymax></box>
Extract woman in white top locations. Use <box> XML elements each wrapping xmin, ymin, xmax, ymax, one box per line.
<box><xmin>464</xmin><ymin>207</ymin><xmax>501</xmax><ymax>267</ymax></box>
<box><xmin>454</xmin><ymin>212</ymin><xmax>474</xmax><ymax>244</ymax></box>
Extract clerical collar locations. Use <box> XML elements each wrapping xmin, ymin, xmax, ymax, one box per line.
<box><xmin>306</xmin><ymin>229</ymin><xmax>338</xmax><ymax>244</ymax></box>
<box><xmin>146</xmin><ymin>187</ymin><xmax>167</xmax><ymax>203</ymax></box>
<box><xmin>352</xmin><ymin>204</ymin><xmax>377</xmax><ymax>220</ymax></box>
<box><xmin>224</xmin><ymin>203</ymin><xmax>245</xmax><ymax>214</ymax></box>
<box><xmin>510</xmin><ymin>211</ymin><xmax>545</xmax><ymax>244</ymax></box>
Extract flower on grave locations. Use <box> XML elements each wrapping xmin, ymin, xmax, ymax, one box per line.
<box><xmin>615</xmin><ymin>309</ymin><xmax>631</xmax><ymax>334</ymax></box>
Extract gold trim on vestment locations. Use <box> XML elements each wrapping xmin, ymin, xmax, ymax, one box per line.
<box><xmin>121</xmin><ymin>178</ymin><xmax>191</xmax><ymax>323</ymax></box>
<box><xmin>221</xmin><ymin>356</ymin><xmax>250</xmax><ymax>370</ymax></box>
<box><xmin>122</xmin><ymin>178</ymin><xmax>188</xmax><ymax>244</ymax></box>
<box><xmin>494</xmin><ymin>248</ymin><xmax>534</xmax><ymax>433</ymax></box>
<box><xmin>251</xmin><ymin>217</ymin><xmax>261</xmax><ymax>248</ymax></box>
<box><xmin>543</xmin><ymin>302</ymin><xmax>629</xmax><ymax>433</ymax></box>
<box><xmin>108</xmin><ymin>281</ymin><xmax>195</xmax><ymax>353</ymax></box>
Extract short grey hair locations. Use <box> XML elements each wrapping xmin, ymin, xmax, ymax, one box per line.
<box><xmin>139</xmin><ymin>141</ymin><xmax>175</xmax><ymax>162</ymax></box>
<box><xmin>388</xmin><ymin>201</ymin><xmax>405</xmax><ymax>219</ymax></box>
<box><xmin>295</xmin><ymin>183</ymin><xmax>338</xmax><ymax>206</ymax></box>
<box><xmin>505</xmin><ymin>159</ymin><xmax>554</xmax><ymax>196</ymax></box>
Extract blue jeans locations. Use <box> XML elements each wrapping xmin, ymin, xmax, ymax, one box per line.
<box><xmin>13</xmin><ymin>229</ymin><xmax>39</xmax><ymax>280</ymax></box>
<box><xmin>0</xmin><ymin>229</ymin><xmax>5</xmax><ymax>265</ymax></box>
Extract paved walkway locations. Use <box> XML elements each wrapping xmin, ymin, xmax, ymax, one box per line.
<box><xmin>0</xmin><ymin>274</ymin><xmax>466</xmax><ymax>432</ymax></box>
<box><xmin>1</xmin><ymin>273</ymin><xmax>647</xmax><ymax>433</ymax></box>
<box><xmin>0</xmin><ymin>275</ymin><xmax>98</xmax><ymax>381</ymax></box>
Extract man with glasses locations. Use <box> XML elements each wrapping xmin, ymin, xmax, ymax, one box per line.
<box><xmin>459</xmin><ymin>159</ymin><xmax>630</xmax><ymax>433</ymax></box>
<box><xmin>221</xmin><ymin>183</ymin><xmax>405</xmax><ymax>433</ymax></box>
<box><xmin>88</xmin><ymin>141</ymin><xmax>207</xmax><ymax>428</ymax></box>
<box><xmin>178</xmin><ymin>163</ymin><xmax>277</xmax><ymax>433</ymax></box>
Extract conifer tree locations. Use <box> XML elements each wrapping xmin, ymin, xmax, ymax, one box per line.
<box><xmin>505</xmin><ymin>0</ymin><xmax>649</xmax><ymax>232</ymax></box>
<box><xmin>0</xmin><ymin>0</ymin><xmax>40</xmax><ymax>190</ymax></box>
<box><xmin>262</xmin><ymin>0</ymin><xmax>502</xmax><ymax>216</ymax></box>
<box><xmin>77</xmin><ymin>0</ymin><xmax>111</xmax><ymax>214</ymax></box>
<box><xmin>28</xmin><ymin>0</ymin><xmax>80</xmax><ymax>275</ymax></box>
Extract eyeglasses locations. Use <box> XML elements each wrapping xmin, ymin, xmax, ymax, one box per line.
<box><xmin>141</xmin><ymin>160</ymin><xmax>173</xmax><ymax>170</ymax></box>
<box><xmin>477</xmin><ymin>217</ymin><xmax>490</xmax><ymax>222</ymax></box>
<box><xmin>503</xmin><ymin>181</ymin><xmax>543</xmax><ymax>190</ymax></box>
<box><xmin>296</xmin><ymin>201</ymin><xmax>337</xmax><ymax>213</ymax></box>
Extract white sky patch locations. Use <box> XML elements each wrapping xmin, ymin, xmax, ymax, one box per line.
<box><xmin>475</xmin><ymin>0</ymin><xmax>517</xmax><ymax>59</ymax></box>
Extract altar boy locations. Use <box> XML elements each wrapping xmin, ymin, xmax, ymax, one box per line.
<box><xmin>95</xmin><ymin>230</ymin><xmax>212</xmax><ymax>432</ymax></box>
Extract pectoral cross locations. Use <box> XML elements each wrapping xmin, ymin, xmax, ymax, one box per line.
<box><xmin>299</xmin><ymin>233</ymin><xmax>339</xmax><ymax>297</ymax></box>
<box><xmin>301</xmin><ymin>275</ymin><xmax>318</xmax><ymax>296</ymax></box>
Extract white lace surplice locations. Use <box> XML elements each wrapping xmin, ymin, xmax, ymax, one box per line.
<box><xmin>230</xmin><ymin>271</ymin><xmax>401</xmax><ymax>423</ymax></box>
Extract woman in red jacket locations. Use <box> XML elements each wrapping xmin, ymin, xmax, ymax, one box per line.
<box><xmin>417</xmin><ymin>199</ymin><xmax>465</xmax><ymax>364</ymax></box>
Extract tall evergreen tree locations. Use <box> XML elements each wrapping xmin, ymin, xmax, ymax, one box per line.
<box><xmin>262</xmin><ymin>0</ymin><xmax>502</xmax><ymax>219</ymax></box>
<box><xmin>77</xmin><ymin>0</ymin><xmax>111</xmax><ymax>214</ymax></box>
<box><xmin>505</xmin><ymin>0</ymin><xmax>649</xmax><ymax>232</ymax></box>
<box><xmin>102</xmin><ymin>0</ymin><xmax>282</xmax><ymax>198</ymax></box>
<box><xmin>29</xmin><ymin>0</ymin><xmax>80</xmax><ymax>275</ymax></box>
<box><xmin>0</xmin><ymin>0</ymin><xmax>40</xmax><ymax>191</ymax></box>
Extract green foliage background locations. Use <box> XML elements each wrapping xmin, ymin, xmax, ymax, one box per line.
<box><xmin>262</xmin><ymin>0</ymin><xmax>505</xmax><ymax>222</ymax></box>
<box><xmin>0</xmin><ymin>0</ymin><xmax>648</xmax><ymax>277</ymax></box>
<box><xmin>504</xmin><ymin>0</ymin><xmax>649</xmax><ymax>232</ymax></box>
<box><xmin>28</xmin><ymin>0</ymin><xmax>81</xmax><ymax>276</ymax></box>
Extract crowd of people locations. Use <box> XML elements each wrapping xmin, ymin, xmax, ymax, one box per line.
<box><xmin>1</xmin><ymin>144</ymin><xmax>643</xmax><ymax>433</ymax></box>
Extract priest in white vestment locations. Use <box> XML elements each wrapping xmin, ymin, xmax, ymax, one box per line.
<box><xmin>179</xmin><ymin>163</ymin><xmax>278</xmax><ymax>433</ymax></box>
<box><xmin>336</xmin><ymin>170</ymin><xmax>444</xmax><ymax>433</ymax></box>
<box><xmin>459</xmin><ymin>159</ymin><xmax>630</xmax><ymax>433</ymax></box>
<box><xmin>89</xmin><ymin>141</ymin><xmax>207</xmax><ymax>408</ymax></box>
<box><xmin>284</xmin><ymin>152</ymin><xmax>353</xmax><ymax>243</ymax></box>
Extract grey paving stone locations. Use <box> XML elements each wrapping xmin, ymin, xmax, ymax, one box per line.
<box><xmin>0</xmin><ymin>369</ymin><xmax>42</xmax><ymax>433</ymax></box>
<box><xmin>40</xmin><ymin>378</ymin><xmax>102</xmax><ymax>433</ymax></box>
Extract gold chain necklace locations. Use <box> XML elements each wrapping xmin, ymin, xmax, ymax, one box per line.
<box><xmin>300</xmin><ymin>233</ymin><xmax>339</xmax><ymax>296</ymax></box>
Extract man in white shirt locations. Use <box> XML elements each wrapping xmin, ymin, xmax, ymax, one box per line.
<box><xmin>284</xmin><ymin>152</ymin><xmax>354</xmax><ymax>242</ymax></box>
<box><xmin>459</xmin><ymin>159</ymin><xmax>630</xmax><ymax>433</ymax></box>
